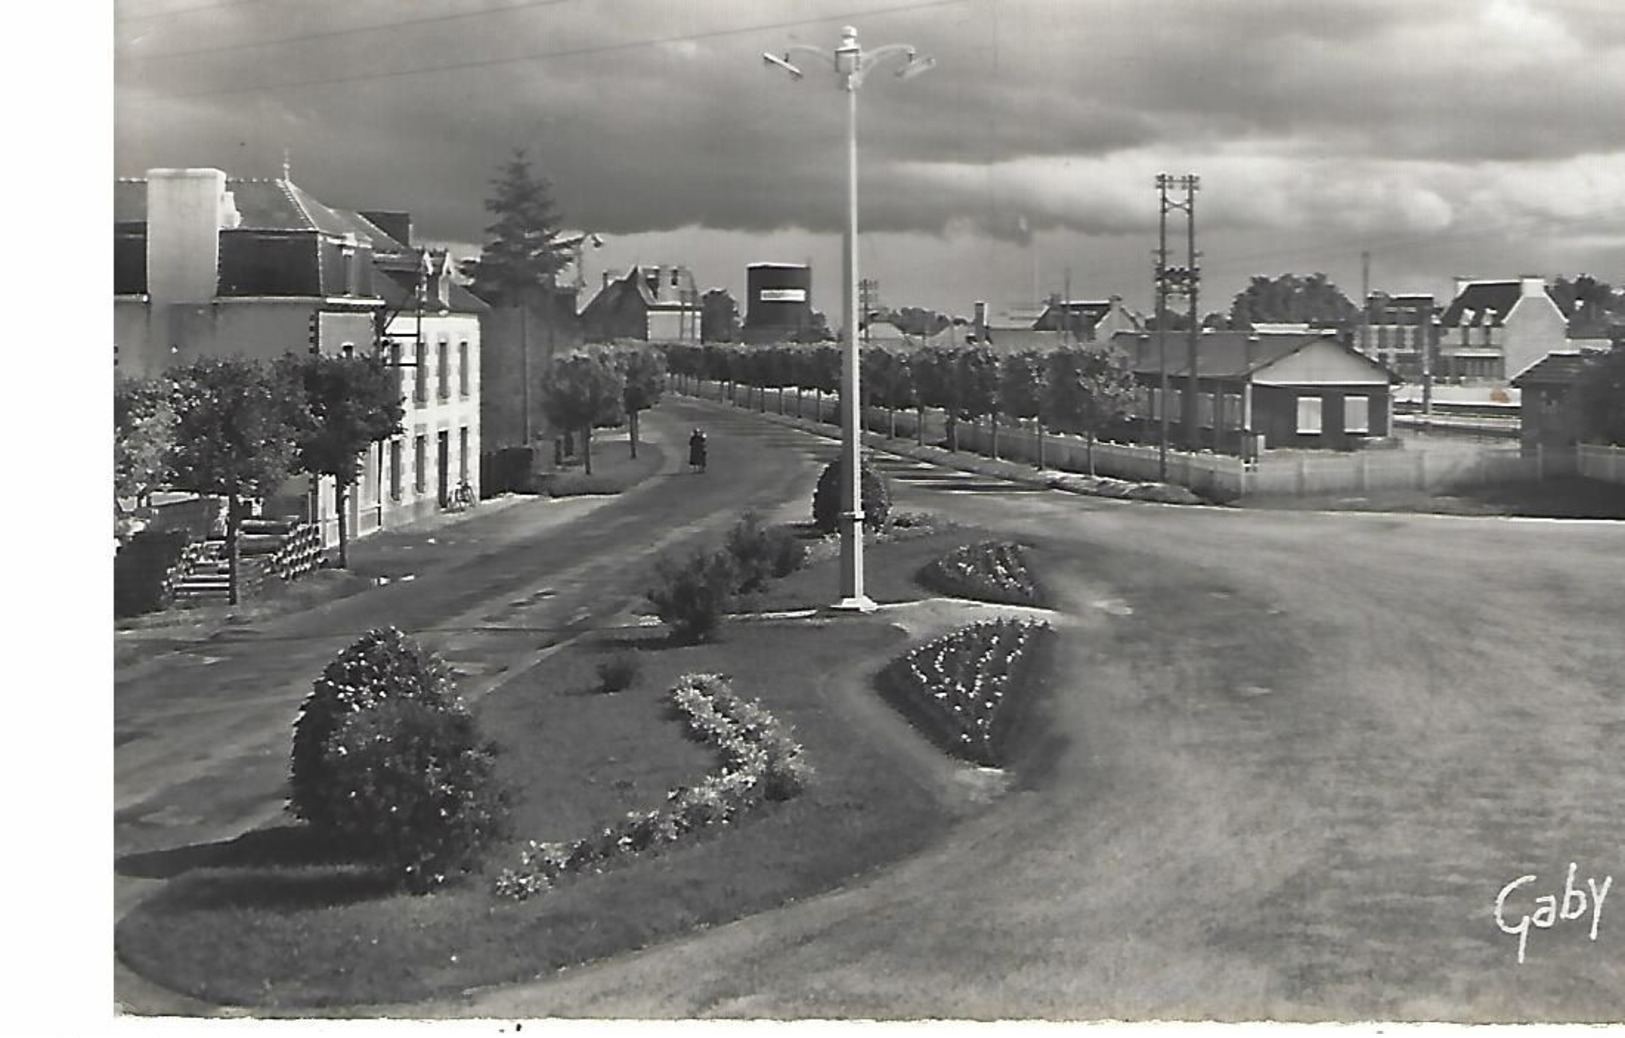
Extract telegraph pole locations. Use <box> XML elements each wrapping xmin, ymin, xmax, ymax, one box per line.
<box><xmin>859</xmin><ymin>277</ymin><xmax>880</xmax><ymax>345</ymax></box>
<box><xmin>1360</xmin><ymin>250</ymin><xmax>1371</xmax><ymax>359</ymax></box>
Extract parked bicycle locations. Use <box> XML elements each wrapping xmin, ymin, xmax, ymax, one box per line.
<box><xmin>448</xmin><ymin>480</ymin><xmax>478</xmax><ymax>511</ymax></box>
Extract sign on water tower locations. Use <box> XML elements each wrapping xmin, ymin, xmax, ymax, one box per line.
<box><xmin>745</xmin><ymin>262</ymin><xmax>814</xmax><ymax>339</ymax></box>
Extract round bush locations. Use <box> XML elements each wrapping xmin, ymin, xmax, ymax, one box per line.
<box><xmin>321</xmin><ymin>697</ymin><xmax>510</xmax><ymax>891</ymax></box>
<box><xmin>644</xmin><ymin>548</ymin><xmax>738</xmax><ymax>644</ymax></box>
<box><xmin>290</xmin><ymin>627</ymin><xmax>458</xmax><ymax>832</ymax></box>
<box><xmin>811</xmin><ymin>458</ymin><xmax>891</xmax><ymax>535</ymax></box>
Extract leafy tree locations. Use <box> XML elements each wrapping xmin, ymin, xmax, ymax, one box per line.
<box><xmin>999</xmin><ymin>350</ymin><xmax>1049</xmax><ymax>467</ymax></box>
<box><xmin>540</xmin><ymin>349</ymin><xmax>624</xmax><ymax>475</ymax></box>
<box><xmin>286</xmin><ymin>352</ymin><xmax>406</xmax><ymax>568</ymax></box>
<box><xmin>1550</xmin><ymin>275</ymin><xmax>1624</xmax><ymax>337</ymax></box>
<box><xmin>115</xmin><ymin>374</ymin><xmax>175</xmax><ymax>509</ymax></box>
<box><xmin>1046</xmin><ymin>344</ymin><xmax>1138</xmax><ymax>475</ymax></box>
<box><xmin>618</xmin><ymin>344</ymin><xmax>666</xmax><ymax>457</ymax></box>
<box><xmin>459</xmin><ymin>150</ymin><xmax>573</xmax><ymax>306</ymax></box>
<box><xmin>1229</xmin><ymin>272</ymin><xmax>1358</xmax><ymax>329</ymax></box>
<box><xmin>862</xmin><ymin>347</ymin><xmax>914</xmax><ymax>438</ymax></box>
<box><xmin>165</xmin><ymin>356</ymin><xmax>303</xmax><ymax>604</ymax></box>
<box><xmin>955</xmin><ymin>345</ymin><xmax>1001</xmax><ymax>455</ymax></box>
<box><xmin>1578</xmin><ymin>342</ymin><xmax>1625</xmax><ymax>445</ymax></box>
<box><xmin>801</xmin><ymin>309</ymin><xmax>835</xmax><ymax>343</ymax></box>
<box><xmin>701</xmin><ymin>288</ymin><xmax>741</xmax><ymax>343</ymax></box>
<box><xmin>912</xmin><ymin>345</ymin><xmax>962</xmax><ymax>449</ymax></box>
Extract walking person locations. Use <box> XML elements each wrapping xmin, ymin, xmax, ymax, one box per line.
<box><xmin>688</xmin><ymin>427</ymin><xmax>708</xmax><ymax>474</ymax></box>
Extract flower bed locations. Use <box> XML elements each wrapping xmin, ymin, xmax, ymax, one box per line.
<box><xmin>919</xmin><ymin>540</ymin><xmax>1045</xmax><ymax>607</ymax></box>
<box><xmin>494</xmin><ymin>673</ymin><xmax>811</xmax><ymax>900</ymax></box>
<box><xmin>878</xmin><ymin>618</ymin><xmax>1052</xmax><ymax>766</ymax></box>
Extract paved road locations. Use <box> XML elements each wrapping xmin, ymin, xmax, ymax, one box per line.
<box><xmin>382</xmin><ymin>400</ymin><xmax>1624</xmax><ymax>1022</ymax></box>
<box><xmin>112</xmin><ymin>401</ymin><xmax>826</xmax><ymax>1011</ymax></box>
<box><xmin>118</xmin><ymin>397</ymin><xmax>1625</xmax><ymax>1021</ymax></box>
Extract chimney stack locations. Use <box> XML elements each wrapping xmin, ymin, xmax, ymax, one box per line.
<box><xmin>973</xmin><ymin>300</ymin><xmax>987</xmax><ymax>341</ymax></box>
<box><xmin>1519</xmin><ymin>274</ymin><xmax>1546</xmax><ymax>298</ymax></box>
<box><xmin>146</xmin><ymin>168</ymin><xmax>238</xmax><ymax>305</ymax></box>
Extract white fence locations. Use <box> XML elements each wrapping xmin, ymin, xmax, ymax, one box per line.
<box><xmin>677</xmin><ymin>378</ymin><xmax>1622</xmax><ymax>500</ymax></box>
<box><xmin>1577</xmin><ymin>443</ymin><xmax>1625</xmax><ymax>486</ymax></box>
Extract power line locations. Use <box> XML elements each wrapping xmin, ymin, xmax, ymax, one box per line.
<box><xmin>139</xmin><ymin>0</ymin><xmax>968</xmax><ymax>100</ymax></box>
<box><xmin>120</xmin><ymin>0</ymin><xmax>578</xmax><ymax>62</ymax></box>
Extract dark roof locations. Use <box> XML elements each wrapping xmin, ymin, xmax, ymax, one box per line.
<box><xmin>1108</xmin><ymin>330</ymin><xmax>1395</xmax><ymax>381</ymax></box>
<box><xmin>115</xmin><ymin>176</ymin><xmax>395</xmax><ymax>246</ymax></box>
<box><xmin>1033</xmin><ymin>300</ymin><xmax>1112</xmax><ymax>331</ymax></box>
<box><xmin>377</xmin><ymin>268</ymin><xmax>489</xmax><ymax>315</ymax></box>
<box><xmin>1439</xmin><ymin>280</ymin><xmax>1565</xmax><ymax>328</ymax></box>
<box><xmin>1510</xmin><ymin>352</ymin><xmax>1596</xmax><ymax>387</ymax></box>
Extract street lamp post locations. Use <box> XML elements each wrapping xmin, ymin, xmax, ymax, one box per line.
<box><xmin>765</xmin><ymin>26</ymin><xmax>934</xmax><ymax>613</ymax></box>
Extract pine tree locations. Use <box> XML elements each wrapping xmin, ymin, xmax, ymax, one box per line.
<box><xmin>459</xmin><ymin>150</ymin><xmax>572</xmax><ymax>306</ymax></box>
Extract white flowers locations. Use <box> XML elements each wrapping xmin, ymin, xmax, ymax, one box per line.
<box><xmin>889</xmin><ymin>619</ymin><xmax>1050</xmax><ymax>763</ymax></box>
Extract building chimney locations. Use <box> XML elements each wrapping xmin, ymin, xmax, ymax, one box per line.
<box><xmin>973</xmin><ymin>300</ymin><xmax>987</xmax><ymax>341</ymax></box>
<box><xmin>1453</xmin><ymin>275</ymin><xmax>1473</xmax><ymax>299</ymax></box>
<box><xmin>1245</xmin><ymin>334</ymin><xmax>1259</xmax><ymax>371</ymax></box>
<box><xmin>146</xmin><ymin>168</ymin><xmax>238</xmax><ymax>305</ymax></box>
<box><xmin>1519</xmin><ymin>274</ymin><xmax>1546</xmax><ymax>298</ymax></box>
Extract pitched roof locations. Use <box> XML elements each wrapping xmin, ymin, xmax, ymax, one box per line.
<box><xmin>376</xmin><ymin>268</ymin><xmax>489</xmax><ymax>315</ymax></box>
<box><xmin>115</xmin><ymin>176</ymin><xmax>395</xmax><ymax>245</ymax></box>
<box><xmin>1109</xmin><ymin>330</ymin><xmax>1395</xmax><ymax>381</ymax></box>
<box><xmin>1510</xmin><ymin>351</ymin><xmax>1596</xmax><ymax>386</ymax></box>
<box><xmin>1033</xmin><ymin>299</ymin><xmax>1113</xmax><ymax>330</ymax></box>
<box><xmin>1439</xmin><ymin>280</ymin><xmax>1565</xmax><ymax>328</ymax></box>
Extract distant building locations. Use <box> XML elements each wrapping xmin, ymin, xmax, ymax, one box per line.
<box><xmin>1032</xmin><ymin>296</ymin><xmax>1144</xmax><ymax>341</ymax></box>
<box><xmin>113</xmin><ymin>168</ymin><xmax>483</xmax><ymax>541</ymax></box>
<box><xmin>1108</xmin><ymin>329</ymin><xmax>1399</xmax><ymax>452</ymax></box>
<box><xmin>1511</xmin><ymin>352</ymin><xmax>1597</xmax><ymax>469</ymax></box>
<box><xmin>743</xmin><ymin>263</ymin><xmax>815</xmax><ymax>343</ymax></box>
<box><xmin>1438</xmin><ymin>276</ymin><xmax>1569</xmax><ymax>384</ymax></box>
<box><xmin>580</xmin><ymin>264</ymin><xmax>701</xmax><ymax>343</ymax></box>
<box><xmin>1360</xmin><ymin>292</ymin><xmax>1439</xmax><ymax>383</ymax></box>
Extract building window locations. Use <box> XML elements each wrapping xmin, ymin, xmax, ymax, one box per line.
<box><xmin>437</xmin><ymin>339</ymin><xmax>450</xmax><ymax>400</ymax></box>
<box><xmin>459</xmin><ymin>426</ymin><xmax>470</xmax><ymax>483</ymax></box>
<box><xmin>458</xmin><ymin>341</ymin><xmax>470</xmax><ymax>397</ymax></box>
<box><xmin>414</xmin><ymin>435</ymin><xmax>428</xmax><ymax>494</ymax></box>
<box><xmin>390</xmin><ymin>341</ymin><xmax>403</xmax><ymax>394</ymax></box>
<box><xmin>1297</xmin><ymin>396</ymin><xmax>1324</xmax><ymax>435</ymax></box>
<box><xmin>1223</xmin><ymin>393</ymin><xmax>1244</xmax><ymax>428</ymax></box>
<box><xmin>389</xmin><ymin>439</ymin><xmax>403</xmax><ymax>500</ymax></box>
<box><xmin>414</xmin><ymin>341</ymin><xmax>427</xmax><ymax>404</ymax></box>
<box><xmin>1344</xmin><ymin>395</ymin><xmax>1370</xmax><ymax>434</ymax></box>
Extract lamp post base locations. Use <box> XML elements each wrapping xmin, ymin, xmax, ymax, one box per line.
<box><xmin>828</xmin><ymin>595</ymin><xmax>878</xmax><ymax>613</ymax></box>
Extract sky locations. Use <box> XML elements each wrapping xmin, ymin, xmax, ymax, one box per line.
<box><xmin>112</xmin><ymin>0</ymin><xmax>1625</xmax><ymax>321</ymax></box>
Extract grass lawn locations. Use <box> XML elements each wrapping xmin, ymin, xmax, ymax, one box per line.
<box><xmin>1240</xmin><ymin>475</ymin><xmax>1625</xmax><ymax>519</ymax></box>
<box><xmin>115</xmin><ymin>615</ymin><xmax>960</xmax><ymax>1008</ymax></box>
<box><xmin>536</xmin><ymin>440</ymin><xmax>665</xmax><ymax>497</ymax></box>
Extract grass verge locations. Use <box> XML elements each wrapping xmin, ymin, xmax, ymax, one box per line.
<box><xmin>114</xmin><ymin>617</ymin><xmax>956</xmax><ymax>1009</ymax></box>
<box><xmin>1239</xmin><ymin>476</ymin><xmax>1625</xmax><ymax>519</ymax></box>
<box><xmin>536</xmin><ymin>441</ymin><xmax>665</xmax><ymax>497</ymax></box>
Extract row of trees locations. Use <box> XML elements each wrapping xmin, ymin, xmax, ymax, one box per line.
<box><xmin>114</xmin><ymin>353</ymin><xmax>404</xmax><ymax>600</ymax></box>
<box><xmin>660</xmin><ymin>341</ymin><xmax>1139</xmax><ymax>473</ymax></box>
<box><xmin>538</xmin><ymin>343</ymin><xmax>668</xmax><ymax>474</ymax></box>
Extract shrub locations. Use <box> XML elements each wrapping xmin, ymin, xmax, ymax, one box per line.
<box><xmin>811</xmin><ymin>457</ymin><xmax>892</xmax><ymax>535</ymax></box>
<box><xmin>595</xmin><ymin>651</ymin><xmax>641</xmax><ymax>694</ymax></box>
<box><xmin>320</xmin><ymin>697</ymin><xmax>511</xmax><ymax>891</ymax></box>
<box><xmin>723</xmin><ymin>511</ymin><xmax>807</xmax><ymax>593</ymax></box>
<box><xmin>644</xmin><ymin>548</ymin><xmax>738</xmax><ymax>643</ymax></box>
<box><xmin>290</xmin><ymin>628</ymin><xmax>462</xmax><ymax>833</ymax></box>
<box><xmin>114</xmin><ymin>529</ymin><xmax>197</xmax><ymax>618</ymax></box>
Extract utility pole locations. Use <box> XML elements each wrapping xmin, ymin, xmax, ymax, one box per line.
<box><xmin>1154</xmin><ymin>174</ymin><xmax>1200</xmax><ymax>466</ymax></box>
<box><xmin>1360</xmin><ymin>250</ymin><xmax>1371</xmax><ymax>360</ymax></box>
<box><xmin>859</xmin><ymin>277</ymin><xmax>879</xmax><ymax>345</ymax></box>
<box><xmin>1062</xmin><ymin>266</ymin><xmax>1072</xmax><ymax>345</ymax></box>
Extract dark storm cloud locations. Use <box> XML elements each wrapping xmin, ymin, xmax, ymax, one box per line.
<box><xmin>115</xmin><ymin>0</ymin><xmax>1625</xmax><ymax>248</ymax></box>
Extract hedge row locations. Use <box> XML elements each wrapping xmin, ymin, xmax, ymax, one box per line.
<box><xmin>494</xmin><ymin>673</ymin><xmax>811</xmax><ymax>901</ymax></box>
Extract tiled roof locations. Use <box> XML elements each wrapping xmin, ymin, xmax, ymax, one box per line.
<box><xmin>1510</xmin><ymin>351</ymin><xmax>1596</xmax><ymax>386</ymax></box>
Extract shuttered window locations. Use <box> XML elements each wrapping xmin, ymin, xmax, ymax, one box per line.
<box><xmin>1344</xmin><ymin>395</ymin><xmax>1370</xmax><ymax>434</ymax></box>
<box><xmin>1296</xmin><ymin>396</ymin><xmax>1323</xmax><ymax>434</ymax></box>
